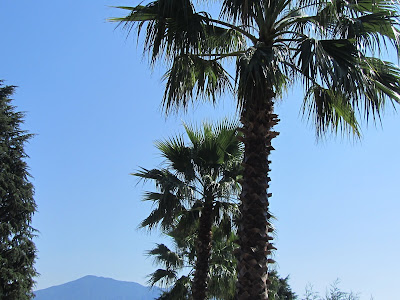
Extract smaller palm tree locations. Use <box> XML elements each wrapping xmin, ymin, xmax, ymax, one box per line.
<box><xmin>147</xmin><ymin>224</ymin><xmax>237</xmax><ymax>299</ymax></box>
<box><xmin>133</xmin><ymin>120</ymin><xmax>242</xmax><ymax>300</ymax></box>
<box><xmin>147</xmin><ymin>221</ymin><xmax>296</xmax><ymax>300</ymax></box>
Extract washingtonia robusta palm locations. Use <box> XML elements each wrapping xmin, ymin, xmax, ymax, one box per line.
<box><xmin>133</xmin><ymin>121</ymin><xmax>242</xmax><ymax>299</ymax></box>
<box><xmin>147</xmin><ymin>224</ymin><xmax>238</xmax><ymax>299</ymax></box>
<box><xmin>113</xmin><ymin>1</ymin><xmax>400</xmax><ymax>298</ymax></box>
<box><xmin>147</xmin><ymin>221</ymin><xmax>296</xmax><ymax>300</ymax></box>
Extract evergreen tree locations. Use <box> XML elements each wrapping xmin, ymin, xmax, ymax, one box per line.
<box><xmin>0</xmin><ymin>82</ymin><xmax>37</xmax><ymax>299</ymax></box>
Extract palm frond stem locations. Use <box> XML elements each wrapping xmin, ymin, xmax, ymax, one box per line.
<box><xmin>204</xmin><ymin>17</ymin><xmax>258</xmax><ymax>44</ymax></box>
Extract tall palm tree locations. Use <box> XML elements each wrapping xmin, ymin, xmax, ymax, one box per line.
<box><xmin>113</xmin><ymin>1</ymin><xmax>400</xmax><ymax>298</ymax></box>
<box><xmin>133</xmin><ymin>120</ymin><xmax>242</xmax><ymax>299</ymax></box>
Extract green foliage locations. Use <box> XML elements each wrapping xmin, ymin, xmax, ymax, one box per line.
<box><xmin>148</xmin><ymin>227</ymin><xmax>297</xmax><ymax>300</ymax></box>
<box><xmin>133</xmin><ymin>119</ymin><xmax>242</xmax><ymax>233</ymax></box>
<box><xmin>0</xmin><ymin>82</ymin><xmax>37</xmax><ymax>299</ymax></box>
<box><xmin>113</xmin><ymin>0</ymin><xmax>400</xmax><ymax>137</ymax></box>
<box><xmin>269</xmin><ymin>270</ymin><xmax>297</xmax><ymax>300</ymax></box>
<box><xmin>115</xmin><ymin>2</ymin><xmax>400</xmax><ymax>297</ymax></box>
<box><xmin>138</xmin><ymin>121</ymin><xmax>295</xmax><ymax>299</ymax></box>
<box><xmin>148</xmin><ymin>225</ymin><xmax>238</xmax><ymax>300</ymax></box>
<box><xmin>134</xmin><ymin>120</ymin><xmax>242</xmax><ymax>299</ymax></box>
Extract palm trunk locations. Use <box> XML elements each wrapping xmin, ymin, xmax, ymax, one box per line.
<box><xmin>192</xmin><ymin>193</ymin><xmax>214</xmax><ymax>300</ymax></box>
<box><xmin>236</xmin><ymin>89</ymin><xmax>279</xmax><ymax>300</ymax></box>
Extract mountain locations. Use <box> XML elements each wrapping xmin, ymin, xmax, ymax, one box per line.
<box><xmin>33</xmin><ymin>275</ymin><xmax>163</xmax><ymax>300</ymax></box>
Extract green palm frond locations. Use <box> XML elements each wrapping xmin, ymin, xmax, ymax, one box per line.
<box><xmin>157</xmin><ymin>275</ymin><xmax>191</xmax><ymax>300</ymax></box>
<box><xmin>147</xmin><ymin>268</ymin><xmax>178</xmax><ymax>287</ymax></box>
<box><xmin>303</xmin><ymin>85</ymin><xmax>360</xmax><ymax>137</ymax></box>
<box><xmin>295</xmin><ymin>38</ymin><xmax>359</xmax><ymax>89</ymax></box>
<box><xmin>133</xmin><ymin>168</ymin><xmax>190</xmax><ymax>230</ymax></box>
<box><xmin>147</xmin><ymin>243</ymin><xmax>183</xmax><ymax>269</ymax></box>
<box><xmin>111</xmin><ymin>0</ymin><xmax>206</xmax><ymax>63</ymax></box>
<box><xmin>215</xmin><ymin>119</ymin><xmax>243</xmax><ymax>161</ymax></box>
<box><xmin>168</xmin><ymin>223</ymin><xmax>197</xmax><ymax>263</ymax></box>
<box><xmin>236</xmin><ymin>46</ymin><xmax>288</xmax><ymax>108</ymax></box>
<box><xmin>162</xmin><ymin>54</ymin><xmax>233</xmax><ymax>112</ymax></box>
<box><xmin>295</xmin><ymin>30</ymin><xmax>400</xmax><ymax>134</ymax></box>
<box><xmin>110</xmin><ymin>5</ymin><xmax>157</xmax><ymax>22</ymax></box>
<box><xmin>207</xmin><ymin>229</ymin><xmax>237</xmax><ymax>299</ymax></box>
<box><xmin>182</xmin><ymin>120</ymin><xmax>241</xmax><ymax>177</ymax></box>
<box><xmin>155</xmin><ymin>137</ymin><xmax>196</xmax><ymax>182</ymax></box>
<box><xmin>133</xmin><ymin>168</ymin><xmax>184</xmax><ymax>186</ymax></box>
<box><xmin>114</xmin><ymin>0</ymin><xmax>400</xmax><ymax>138</ymax></box>
<box><xmin>336</xmin><ymin>0</ymin><xmax>397</xmax><ymax>15</ymax></box>
<box><xmin>221</xmin><ymin>0</ymin><xmax>265</xmax><ymax>26</ymax></box>
<box><xmin>133</xmin><ymin>168</ymin><xmax>192</xmax><ymax>198</ymax></box>
<box><xmin>139</xmin><ymin>195</ymin><xmax>184</xmax><ymax>231</ymax></box>
<box><xmin>359</xmin><ymin>58</ymin><xmax>400</xmax><ymax>110</ymax></box>
<box><xmin>213</xmin><ymin>207</ymin><xmax>239</xmax><ymax>235</ymax></box>
<box><xmin>134</xmin><ymin>120</ymin><xmax>242</xmax><ymax>234</ymax></box>
<box><xmin>202</xmin><ymin>22</ymin><xmax>247</xmax><ymax>54</ymax></box>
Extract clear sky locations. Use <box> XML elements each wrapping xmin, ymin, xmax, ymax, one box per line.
<box><xmin>1</xmin><ymin>1</ymin><xmax>399</xmax><ymax>299</ymax></box>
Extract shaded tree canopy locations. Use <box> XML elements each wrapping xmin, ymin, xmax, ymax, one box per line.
<box><xmin>134</xmin><ymin>120</ymin><xmax>242</xmax><ymax>299</ymax></box>
<box><xmin>0</xmin><ymin>82</ymin><xmax>37</xmax><ymax>299</ymax></box>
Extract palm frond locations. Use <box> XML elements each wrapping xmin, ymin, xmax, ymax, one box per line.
<box><xmin>155</xmin><ymin>137</ymin><xmax>196</xmax><ymax>182</ymax></box>
<box><xmin>221</xmin><ymin>0</ymin><xmax>265</xmax><ymax>26</ymax></box>
<box><xmin>236</xmin><ymin>46</ymin><xmax>288</xmax><ymax>109</ymax></box>
<box><xmin>147</xmin><ymin>268</ymin><xmax>178</xmax><ymax>287</ymax></box>
<box><xmin>295</xmin><ymin>31</ymin><xmax>400</xmax><ymax>131</ymax></box>
<box><xmin>133</xmin><ymin>168</ymin><xmax>191</xmax><ymax>230</ymax></box>
<box><xmin>207</xmin><ymin>229</ymin><xmax>237</xmax><ymax>299</ymax></box>
<box><xmin>157</xmin><ymin>275</ymin><xmax>191</xmax><ymax>299</ymax></box>
<box><xmin>357</xmin><ymin>57</ymin><xmax>400</xmax><ymax>117</ymax></box>
<box><xmin>302</xmin><ymin>85</ymin><xmax>360</xmax><ymax>137</ymax></box>
<box><xmin>133</xmin><ymin>167</ymin><xmax>190</xmax><ymax>194</ymax></box>
<box><xmin>139</xmin><ymin>193</ymin><xmax>185</xmax><ymax>231</ymax></box>
<box><xmin>201</xmin><ymin>20</ymin><xmax>247</xmax><ymax>54</ymax></box>
<box><xmin>333</xmin><ymin>12</ymin><xmax>400</xmax><ymax>55</ymax></box>
<box><xmin>112</xmin><ymin>0</ymin><xmax>206</xmax><ymax>63</ymax></box>
<box><xmin>295</xmin><ymin>38</ymin><xmax>359</xmax><ymax>90</ymax></box>
<box><xmin>110</xmin><ymin>5</ymin><xmax>158</xmax><ymax>23</ymax></box>
<box><xmin>162</xmin><ymin>54</ymin><xmax>233</xmax><ymax>113</ymax></box>
<box><xmin>147</xmin><ymin>243</ymin><xmax>183</xmax><ymax>269</ymax></box>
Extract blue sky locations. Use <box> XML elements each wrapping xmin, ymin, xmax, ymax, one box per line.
<box><xmin>1</xmin><ymin>1</ymin><xmax>399</xmax><ymax>299</ymax></box>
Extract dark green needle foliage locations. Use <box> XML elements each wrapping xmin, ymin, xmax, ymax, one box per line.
<box><xmin>269</xmin><ymin>270</ymin><xmax>296</xmax><ymax>300</ymax></box>
<box><xmin>0</xmin><ymin>82</ymin><xmax>37</xmax><ymax>299</ymax></box>
<box><xmin>114</xmin><ymin>1</ymin><xmax>400</xmax><ymax>298</ymax></box>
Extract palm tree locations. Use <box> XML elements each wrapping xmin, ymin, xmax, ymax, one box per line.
<box><xmin>147</xmin><ymin>224</ymin><xmax>296</xmax><ymax>300</ymax></box>
<box><xmin>133</xmin><ymin>120</ymin><xmax>242</xmax><ymax>299</ymax></box>
<box><xmin>147</xmin><ymin>225</ymin><xmax>238</xmax><ymax>299</ymax></box>
<box><xmin>113</xmin><ymin>1</ymin><xmax>400</xmax><ymax>298</ymax></box>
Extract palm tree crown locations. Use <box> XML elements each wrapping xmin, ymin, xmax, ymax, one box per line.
<box><xmin>133</xmin><ymin>120</ymin><xmax>242</xmax><ymax>299</ymax></box>
<box><xmin>113</xmin><ymin>1</ymin><xmax>400</xmax><ymax>298</ymax></box>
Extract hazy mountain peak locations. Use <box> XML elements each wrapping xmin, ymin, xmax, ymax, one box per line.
<box><xmin>34</xmin><ymin>275</ymin><xmax>162</xmax><ymax>300</ymax></box>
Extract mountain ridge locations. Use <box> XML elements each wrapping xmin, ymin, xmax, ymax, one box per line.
<box><xmin>34</xmin><ymin>275</ymin><xmax>162</xmax><ymax>300</ymax></box>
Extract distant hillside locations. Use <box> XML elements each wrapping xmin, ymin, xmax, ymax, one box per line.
<box><xmin>33</xmin><ymin>275</ymin><xmax>162</xmax><ymax>300</ymax></box>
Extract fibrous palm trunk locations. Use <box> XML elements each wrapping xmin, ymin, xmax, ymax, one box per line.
<box><xmin>192</xmin><ymin>193</ymin><xmax>214</xmax><ymax>300</ymax></box>
<box><xmin>236</xmin><ymin>89</ymin><xmax>279</xmax><ymax>300</ymax></box>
